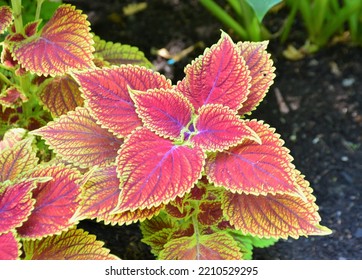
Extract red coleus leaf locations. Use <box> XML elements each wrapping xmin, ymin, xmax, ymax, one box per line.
<box><xmin>17</xmin><ymin>165</ymin><xmax>82</xmax><ymax>239</ymax></box>
<box><xmin>0</xmin><ymin>180</ymin><xmax>36</xmax><ymax>234</ymax></box>
<box><xmin>93</xmin><ymin>35</ymin><xmax>152</xmax><ymax>68</ymax></box>
<box><xmin>74</xmin><ymin>66</ymin><xmax>172</xmax><ymax>137</ymax></box>
<box><xmin>159</xmin><ymin>232</ymin><xmax>243</xmax><ymax>260</ymax></box>
<box><xmin>176</xmin><ymin>32</ymin><xmax>250</xmax><ymax>111</ymax></box>
<box><xmin>0</xmin><ymin>86</ymin><xmax>28</xmax><ymax>108</ymax></box>
<box><xmin>32</xmin><ymin>107</ymin><xmax>123</xmax><ymax>168</ymax></box>
<box><xmin>0</xmin><ymin>128</ymin><xmax>27</xmax><ymax>152</ymax></box>
<box><xmin>38</xmin><ymin>75</ymin><xmax>84</xmax><ymax>117</ymax></box>
<box><xmin>205</xmin><ymin>120</ymin><xmax>301</xmax><ymax>196</ymax></box>
<box><xmin>197</xmin><ymin>201</ymin><xmax>223</xmax><ymax>226</ymax></box>
<box><xmin>190</xmin><ymin>104</ymin><xmax>260</xmax><ymax>151</ymax></box>
<box><xmin>0</xmin><ymin>137</ymin><xmax>38</xmax><ymax>182</ymax></box>
<box><xmin>22</xmin><ymin>227</ymin><xmax>119</xmax><ymax>260</ymax></box>
<box><xmin>222</xmin><ymin>171</ymin><xmax>332</xmax><ymax>239</ymax></box>
<box><xmin>131</xmin><ymin>88</ymin><xmax>193</xmax><ymax>140</ymax></box>
<box><xmin>0</xmin><ymin>231</ymin><xmax>21</xmax><ymax>260</ymax></box>
<box><xmin>10</xmin><ymin>4</ymin><xmax>94</xmax><ymax>76</ymax></box>
<box><xmin>237</xmin><ymin>41</ymin><xmax>276</xmax><ymax>115</ymax></box>
<box><xmin>115</xmin><ymin>128</ymin><xmax>205</xmax><ymax>211</ymax></box>
<box><xmin>0</xmin><ymin>6</ymin><xmax>13</xmax><ymax>35</ymax></box>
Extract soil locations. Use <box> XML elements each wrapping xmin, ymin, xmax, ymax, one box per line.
<box><xmin>65</xmin><ymin>0</ymin><xmax>362</xmax><ymax>260</ymax></box>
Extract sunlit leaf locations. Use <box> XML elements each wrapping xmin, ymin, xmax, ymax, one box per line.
<box><xmin>190</xmin><ymin>104</ymin><xmax>260</xmax><ymax>151</ymax></box>
<box><xmin>205</xmin><ymin>120</ymin><xmax>301</xmax><ymax>196</ymax></box>
<box><xmin>0</xmin><ymin>6</ymin><xmax>13</xmax><ymax>35</ymax></box>
<box><xmin>177</xmin><ymin>32</ymin><xmax>250</xmax><ymax>110</ymax></box>
<box><xmin>22</xmin><ymin>227</ymin><xmax>119</xmax><ymax>260</ymax></box>
<box><xmin>11</xmin><ymin>4</ymin><xmax>95</xmax><ymax>76</ymax></box>
<box><xmin>131</xmin><ymin>88</ymin><xmax>193</xmax><ymax>140</ymax></box>
<box><xmin>237</xmin><ymin>41</ymin><xmax>275</xmax><ymax>115</ymax></box>
<box><xmin>159</xmin><ymin>232</ymin><xmax>243</xmax><ymax>260</ymax></box>
<box><xmin>93</xmin><ymin>35</ymin><xmax>152</xmax><ymax>68</ymax></box>
<box><xmin>0</xmin><ymin>136</ymin><xmax>38</xmax><ymax>182</ymax></box>
<box><xmin>0</xmin><ymin>231</ymin><xmax>21</xmax><ymax>260</ymax></box>
<box><xmin>17</xmin><ymin>165</ymin><xmax>82</xmax><ymax>239</ymax></box>
<box><xmin>32</xmin><ymin>107</ymin><xmax>123</xmax><ymax>168</ymax></box>
<box><xmin>0</xmin><ymin>180</ymin><xmax>36</xmax><ymax>234</ymax></box>
<box><xmin>0</xmin><ymin>128</ymin><xmax>27</xmax><ymax>152</ymax></box>
<box><xmin>222</xmin><ymin>170</ymin><xmax>332</xmax><ymax>239</ymax></box>
<box><xmin>115</xmin><ymin>128</ymin><xmax>205</xmax><ymax>211</ymax></box>
<box><xmin>73</xmin><ymin>66</ymin><xmax>172</xmax><ymax>137</ymax></box>
<box><xmin>38</xmin><ymin>75</ymin><xmax>84</xmax><ymax>117</ymax></box>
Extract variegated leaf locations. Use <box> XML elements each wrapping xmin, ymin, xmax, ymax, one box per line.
<box><xmin>197</xmin><ymin>201</ymin><xmax>223</xmax><ymax>226</ymax></box>
<box><xmin>0</xmin><ymin>231</ymin><xmax>21</xmax><ymax>260</ymax></box>
<box><xmin>73</xmin><ymin>66</ymin><xmax>172</xmax><ymax>137</ymax></box>
<box><xmin>22</xmin><ymin>228</ymin><xmax>119</xmax><ymax>260</ymax></box>
<box><xmin>38</xmin><ymin>75</ymin><xmax>84</xmax><ymax>117</ymax></box>
<box><xmin>93</xmin><ymin>35</ymin><xmax>152</xmax><ymax>68</ymax></box>
<box><xmin>0</xmin><ymin>6</ymin><xmax>13</xmax><ymax>35</ymax></box>
<box><xmin>205</xmin><ymin>120</ymin><xmax>301</xmax><ymax>196</ymax></box>
<box><xmin>222</xmin><ymin>171</ymin><xmax>332</xmax><ymax>239</ymax></box>
<box><xmin>115</xmin><ymin>128</ymin><xmax>205</xmax><ymax>211</ymax></box>
<box><xmin>159</xmin><ymin>232</ymin><xmax>243</xmax><ymax>260</ymax></box>
<box><xmin>11</xmin><ymin>4</ymin><xmax>94</xmax><ymax>76</ymax></box>
<box><xmin>0</xmin><ymin>180</ymin><xmax>36</xmax><ymax>234</ymax></box>
<box><xmin>32</xmin><ymin>107</ymin><xmax>123</xmax><ymax>168</ymax></box>
<box><xmin>190</xmin><ymin>104</ymin><xmax>260</xmax><ymax>151</ymax></box>
<box><xmin>237</xmin><ymin>41</ymin><xmax>276</xmax><ymax>115</ymax></box>
<box><xmin>0</xmin><ymin>128</ymin><xmax>27</xmax><ymax>152</ymax></box>
<box><xmin>131</xmin><ymin>88</ymin><xmax>193</xmax><ymax>140</ymax></box>
<box><xmin>0</xmin><ymin>136</ymin><xmax>38</xmax><ymax>182</ymax></box>
<box><xmin>177</xmin><ymin>32</ymin><xmax>250</xmax><ymax>110</ymax></box>
<box><xmin>17</xmin><ymin>165</ymin><xmax>82</xmax><ymax>239</ymax></box>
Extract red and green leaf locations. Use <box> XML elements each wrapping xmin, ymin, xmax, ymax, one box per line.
<box><xmin>197</xmin><ymin>201</ymin><xmax>223</xmax><ymax>226</ymax></box>
<box><xmin>38</xmin><ymin>75</ymin><xmax>84</xmax><ymax>117</ymax></box>
<box><xmin>0</xmin><ymin>137</ymin><xmax>38</xmax><ymax>182</ymax></box>
<box><xmin>222</xmin><ymin>171</ymin><xmax>332</xmax><ymax>239</ymax></box>
<box><xmin>0</xmin><ymin>85</ymin><xmax>28</xmax><ymax>108</ymax></box>
<box><xmin>0</xmin><ymin>128</ymin><xmax>27</xmax><ymax>152</ymax></box>
<box><xmin>115</xmin><ymin>128</ymin><xmax>205</xmax><ymax>211</ymax></box>
<box><xmin>17</xmin><ymin>165</ymin><xmax>82</xmax><ymax>239</ymax></box>
<box><xmin>0</xmin><ymin>6</ymin><xmax>13</xmax><ymax>35</ymax></box>
<box><xmin>22</xmin><ymin>228</ymin><xmax>119</xmax><ymax>260</ymax></box>
<box><xmin>177</xmin><ymin>32</ymin><xmax>250</xmax><ymax>111</ymax></box>
<box><xmin>93</xmin><ymin>35</ymin><xmax>152</xmax><ymax>68</ymax></box>
<box><xmin>0</xmin><ymin>180</ymin><xmax>36</xmax><ymax>234</ymax></box>
<box><xmin>10</xmin><ymin>4</ymin><xmax>94</xmax><ymax>76</ymax></box>
<box><xmin>32</xmin><ymin>107</ymin><xmax>123</xmax><ymax>168</ymax></box>
<box><xmin>205</xmin><ymin>120</ymin><xmax>301</xmax><ymax>196</ymax></box>
<box><xmin>237</xmin><ymin>41</ymin><xmax>276</xmax><ymax>115</ymax></box>
<box><xmin>74</xmin><ymin>66</ymin><xmax>172</xmax><ymax>137</ymax></box>
<box><xmin>159</xmin><ymin>232</ymin><xmax>243</xmax><ymax>260</ymax></box>
<box><xmin>0</xmin><ymin>231</ymin><xmax>21</xmax><ymax>260</ymax></box>
<box><xmin>190</xmin><ymin>104</ymin><xmax>260</xmax><ymax>151</ymax></box>
<box><xmin>131</xmin><ymin>88</ymin><xmax>193</xmax><ymax>140</ymax></box>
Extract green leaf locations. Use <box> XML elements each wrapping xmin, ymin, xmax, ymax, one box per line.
<box><xmin>245</xmin><ymin>0</ymin><xmax>283</xmax><ymax>22</ymax></box>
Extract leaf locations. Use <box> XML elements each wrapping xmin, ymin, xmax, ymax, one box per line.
<box><xmin>0</xmin><ymin>6</ymin><xmax>13</xmax><ymax>35</ymax></box>
<box><xmin>93</xmin><ymin>35</ymin><xmax>152</xmax><ymax>68</ymax></box>
<box><xmin>190</xmin><ymin>104</ymin><xmax>260</xmax><ymax>151</ymax></box>
<box><xmin>17</xmin><ymin>165</ymin><xmax>82</xmax><ymax>239</ymax></box>
<box><xmin>11</xmin><ymin>4</ymin><xmax>94</xmax><ymax>76</ymax></box>
<box><xmin>0</xmin><ymin>231</ymin><xmax>21</xmax><ymax>260</ymax></box>
<box><xmin>140</xmin><ymin>212</ymin><xmax>176</xmax><ymax>239</ymax></box>
<box><xmin>73</xmin><ymin>66</ymin><xmax>172</xmax><ymax>137</ymax></box>
<box><xmin>38</xmin><ymin>75</ymin><xmax>84</xmax><ymax>117</ymax></box>
<box><xmin>115</xmin><ymin>128</ymin><xmax>205</xmax><ymax>211</ymax></box>
<box><xmin>0</xmin><ymin>180</ymin><xmax>36</xmax><ymax>234</ymax></box>
<box><xmin>131</xmin><ymin>88</ymin><xmax>193</xmax><ymax>140</ymax></box>
<box><xmin>197</xmin><ymin>201</ymin><xmax>223</xmax><ymax>226</ymax></box>
<box><xmin>205</xmin><ymin>120</ymin><xmax>302</xmax><ymax>196</ymax></box>
<box><xmin>245</xmin><ymin>0</ymin><xmax>282</xmax><ymax>22</ymax></box>
<box><xmin>176</xmin><ymin>32</ymin><xmax>250</xmax><ymax>110</ymax></box>
<box><xmin>0</xmin><ymin>128</ymin><xmax>27</xmax><ymax>152</ymax></box>
<box><xmin>237</xmin><ymin>41</ymin><xmax>276</xmax><ymax>115</ymax></box>
<box><xmin>32</xmin><ymin>107</ymin><xmax>123</xmax><ymax>168</ymax></box>
<box><xmin>0</xmin><ymin>85</ymin><xmax>28</xmax><ymax>108</ymax></box>
<box><xmin>159</xmin><ymin>232</ymin><xmax>243</xmax><ymax>260</ymax></box>
<box><xmin>0</xmin><ymin>136</ymin><xmax>38</xmax><ymax>182</ymax></box>
<box><xmin>22</xmin><ymin>227</ymin><xmax>119</xmax><ymax>260</ymax></box>
<box><xmin>222</xmin><ymin>171</ymin><xmax>332</xmax><ymax>239</ymax></box>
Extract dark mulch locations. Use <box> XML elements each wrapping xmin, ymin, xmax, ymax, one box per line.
<box><xmin>65</xmin><ymin>0</ymin><xmax>362</xmax><ymax>260</ymax></box>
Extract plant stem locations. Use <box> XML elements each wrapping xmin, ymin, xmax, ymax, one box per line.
<box><xmin>191</xmin><ymin>212</ymin><xmax>201</xmax><ymax>259</ymax></box>
<box><xmin>0</xmin><ymin>71</ymin><xmax>12</xmax><ymax>86</ymax></box>
<box><xmin>35</xmin><ymin>0</ymin><xmax>45</xmax><ymax>21</ymax></box>
<box><xmin>11</xmin><ymin>0</ymin><xmax>23</xmax><ymax>33</ymax></box>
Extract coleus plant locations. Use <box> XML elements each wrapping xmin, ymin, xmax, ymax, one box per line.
<box><xmin>0</xmin><ymin>2</ymin><xmax>331</xmax><ymax>260</ymax></box>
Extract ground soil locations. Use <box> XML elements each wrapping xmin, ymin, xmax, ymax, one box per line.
<box><xmin>65</xmin><ymin>0</ymin><xmax>362</xmax><ymax>260</ymax></box>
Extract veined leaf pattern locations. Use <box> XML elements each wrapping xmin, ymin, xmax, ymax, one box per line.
<box><xmin>0</xmin><ymin>6</ymin><xmax>13</xmax><ymax>35</ymax></box>
<box><xmin>0</xmin><ymin>231</ymin><xmax>21</xmax><ymax>260</ymax></box>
